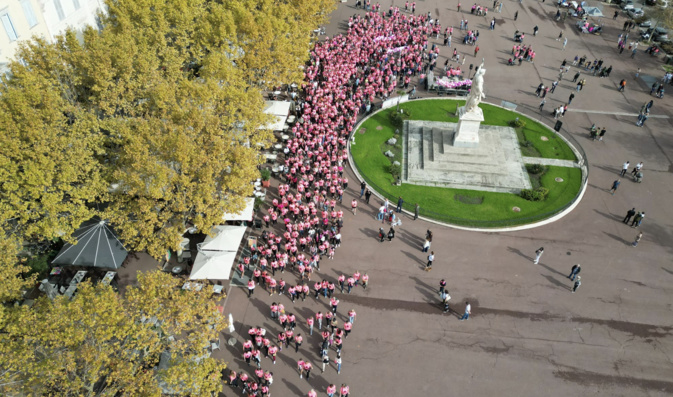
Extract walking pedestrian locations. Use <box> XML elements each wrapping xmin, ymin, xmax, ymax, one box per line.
<box><xmin>322</xmin><ymin>353</ymin><xmax>329</xmax><ymax>373</ymax></box>
<box><xmin>618</xmin><ymin>79</ymin><xmax>626</xmax><ymax>92</ymax></box>
<box><xmin>459</xmin><ymin>301</ymin><xmax>471</xmax><ymax>320</ymax></box>
<box><xmin>359</xmin><ymin>181</ymin><xmax>366</xmax><ymax>198</ymax></box>
<box><xmin>533</xmin><ymin>247</ymin><xmax>544</xmax><ymax>264</ymax></box>
<box><xmin>378</xmin><ymin>227</ymin><xmax>385</xmax><ymax>243</ymax></box>
<box><xmin>327</xmin><ymin>384</ymin><xmax>337</xmax><ymax>397</ymax></box>
<box><xmin>609</xmin><ymin>179</ymin><xmax>621</xmax><ymax>195</ymax></box>
<box><xmin>568</xmin><ymin>93</ymin><xmax>575</xmax><ymax>105</ymax></box>
<box><xmin>339</xmin><ymin>384</ymin><xmax>350</xmax><ymax>397</ymax></box>
<box><xmin>439</xmin><ymin>278</ymin><xmax>447</xmax><ymax>295</ymax></box>
<box><xmin>623</xmin><ymin>207</ymin><xmax>636</xmax><ymax>224</ymax></box>
<box><xmin>568</xmin><ymin>264</ymin><xmax>581</xmax><ymax>281</ymax></box>
<box><xmin>396</xmin><ymin>196</ymin><xmax>404</xmax><ymax>212</ymax></box>
<box><xmin>620</xmin><ymin>161</ymin><xmax>630</xmax><ymax>176</ymax></box>
<box><xmin>303</xmin><ymin>361</ymin><xmax>313</xmax><ymax>380</ymax></box>
<box><xmin>572</xmin><ymin>276</ymin><xmax>581</xmax><ymax>293</ymax></box>
<box><xmin>414</xmin><ymin>203</ymin><xmax>420</xmax><ymax>220</ymax></box>
<box><xmin>598</xmin><ymin>127</ymin><xmax>606</xmax><ymax>141</ymax></box>
<box><xmin>572</xmin><ymin>71</ymin><xmax>580</xmax><ymax>82</ymax></box>
<box><xmin>631</xmin><ymin>162</ymin><xmax>643</xmax><ymax>175</ymax></box>
<box><xmin>335</xmin><ymin>353</ymin><xmax>342</xmax><ymax>374</ymax></box>
<box><xmin>422</xmin><ymin>238</ymin><xmax>431</xmax><ymax>252</ymax></box>
<box><xmin>632</xmin><ymin>232</ymin><xmax>643</xmax><ymax>247</ymax></box>
<box><xmin>442</xmin><ymin>290</ymin><xmax>452</xmax><ymax>313</ymax></box>
<box><xmin>387</xmin><ymin>227</ymin><xmax>395</xmax><ymax>242</ymax></box>
<box><xmin>563</xmin><ymin>37</ymin><xmax>568</xmax><ymax>50</ymax></box>
<box><xmin>295</xmin><ymin>333</ymin><xmax>303</xmax><ymax>352</ymax></box>
<box><xmin>247</xmin><ymin>280</ymin><xmax>256</xmax><ymax>297</ymax></box>
<box><xmin>539</xmin><ymin>99</ymin><xmax>546</xmax><ymax>111</ymax></box>
<box><xmin>514</xmin><ymin>11</ymin><xmax>518</xmax><ymax>20</ymax></box>
<box><xmin>351</xmin><ymin>199</ymin><xmax>358</xmax><ymax>215</ymax></box>
<box><xmin>364</xmin><ymin>188</ymin><xmax>372</xmax><ymax>204</ymax></box>
<box><xmin>425</xmin><ymin>251</ymin><xmax>435</xmax><ymax>271</ymax></box>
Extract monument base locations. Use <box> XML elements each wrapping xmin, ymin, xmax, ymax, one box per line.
<box><xmin>453</xmin><ymin>106</ymin><xmax>483</xmax><ymax>148</ymax></box>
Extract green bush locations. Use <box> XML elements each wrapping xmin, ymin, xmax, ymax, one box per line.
<box><xmin>260</xmin><ymin>168</ymin><xmax>271</xmax><ymax>181</ymax></box>
<box><xmin>510</xmin><ymin>118</ymin><xmax>526</xmax><ymax>128</ymax></box>
<box><xmin>389</xmin><ymin>109</ymin><xmax>411</xmax><ymax>128</ymax></box>
<box><xmin>24</xmin><ymin>253</ymin><xmax>51</xmax><ymax>277</ymax></box>
<box><xmin>388</xmin><ymin>163</ymin><xmax>402</xmax><ymax>180</ymax></box>
<box><xmin>520</xmin><ymin>187</ymin><xmax>550</xmax><ymax>201</ymax></box>
<box><xmin>526</xmin><ymin>164</ymin><xmax>546</xmax><ymax>174</ymax></box>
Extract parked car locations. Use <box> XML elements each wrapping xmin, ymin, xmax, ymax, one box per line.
<box><xmin>641</xmin><ymin>27</ymin><xmax>670</xmax><ymax>42</ymax></box>
<box><xmin>627</xmin><ymin>8</ymin><xmax>645</xmax><ymax>17</ymax></box>
<box><xmin>639</xmin><ymin>19</ymin><xmax>653</xmax><ymax>28</ymax></box>
<box><xmin>622</xmin><ymin>1</ymin><xmax>636</xmax><ymax>10</ymax></box>
<box><xmin>646</xmin><ymin>0</ymin><xmax>668</xmax><ymax>7</ymax></box>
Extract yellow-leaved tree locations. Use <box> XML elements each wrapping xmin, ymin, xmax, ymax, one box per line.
<box><xmin>0</xmin><ymin>271</ymin><xmax>226</xmax><ymax>396</ymax></box>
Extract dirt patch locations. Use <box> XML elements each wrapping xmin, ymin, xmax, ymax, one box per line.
<box><xmin>512</xmin><ymin>206</ymin><xmax>521</xmax><ymax>212</ymax></box>
<box><xmin>376</xmin><ymin>126</ymin><xmax>383</xmax><ymax>130</ymax></box>
<box><xmin>359</xmin><ymin>128</ymin><xmax>366</xmax><ymax>134</ymax></box>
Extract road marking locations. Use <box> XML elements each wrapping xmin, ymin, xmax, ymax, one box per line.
<box><xmin>571</xmin><ymin>109</ymin><xmax>669</xmax><ymax>119</ymax></box>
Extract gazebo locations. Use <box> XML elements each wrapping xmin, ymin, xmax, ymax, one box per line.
<box><xmin>52</xmin><ymin>218</ymin><xmax>128</xmax><ymax>269</ymax></box>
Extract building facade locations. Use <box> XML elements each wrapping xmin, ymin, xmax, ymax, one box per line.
<box><xmin>0</xmin><ymin>0</ymin><xmax>105</xmax><ymax>73</ymax></box>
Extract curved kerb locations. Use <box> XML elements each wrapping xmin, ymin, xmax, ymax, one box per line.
<box><xmin>347</xmin><ymin>97</ymin><xmax>589</xmax><ymax>232</ymax></box>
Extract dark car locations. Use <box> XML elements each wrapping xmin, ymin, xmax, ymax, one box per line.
<box><xmin>642</xmin><ymin>27</ymin><xmax>670</xmax><ymax>42</ymax></box>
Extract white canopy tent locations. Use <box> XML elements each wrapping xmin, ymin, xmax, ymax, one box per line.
<box><xmin>198</xmin><ymin>225</ymin><xmax>247</xmax><ymax>252</ymax></box>
<box><xmin>189</xmin><ymin>250</ymin><xmax>238</xmax><ymax>280</ymax></box>
<box><xmin>222</xmin><ymin>197</ymin><xmax>255</xmax><ymax>222</ymax></box>
<box><xmin>260</xmin><ymin>100</ymin><xmax>291</xmax><ymax>131</ymax></box>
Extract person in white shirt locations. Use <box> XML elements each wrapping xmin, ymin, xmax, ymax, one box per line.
<box><xmin>620</xmin><ymin>161</ymin><xmax>630</xmax><ymax>176</ymax></box>
<box><xmin>460</xmin><ymin>301</ymin><xmax>471</xmax><ymax>320</ymax></box>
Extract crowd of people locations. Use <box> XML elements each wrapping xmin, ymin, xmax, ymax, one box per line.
<box><xmin>230</xmin><ymin>8</ymin><xmax>440</xmax><ymax>396</ymax></box>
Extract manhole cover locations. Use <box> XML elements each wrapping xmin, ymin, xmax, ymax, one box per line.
<box><xmin>555</xmin><ymin>177</ymin><xmax>564</xmax><ymax>182</ymax></box>
<box><xmin>376</xmin><ymin>126</ymin><xmax>383</xmax><ymax>130</ymax></box>
<box><xmin>540</xmin><ymin>136</ymin><xmax>549</xmax><ymax>141</ymax></box>
<box><xmin>512</xmin><ymin>206</ymin><xmax>521</xmax><ymax>212</ymax></box>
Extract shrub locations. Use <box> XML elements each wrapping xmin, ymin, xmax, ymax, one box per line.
<box><xmin>520</xmin><ymin>187</ymin><xmax>550</xmax><ymax>201</ymax></box>
<box><xmin>260</xmin><ymin>168</ymin><xmax>271</xmax><ymax>181</ymax></box>
<box><xmin>526</xmin><ymin>164</ymin><xmax>546</xmax><ymax>174</ymax></box>
<box><xmin>389</xmin><ymin>109</ymin><xmax>411</xmax><ymax>128</ymax></box>
<box><xmin>388</xmin><ymin>163</ymin><xmax>402</xmax><ymax>180</ymax></box>
<box><xmin>510</xmin><ymin>118</ymin><xmax>526</xmax><ymax>128</ymax></box>
<box><xmin>24</xmin><ymin>253</ymin><xmax>51</xmax><ymax>277</ymax></box>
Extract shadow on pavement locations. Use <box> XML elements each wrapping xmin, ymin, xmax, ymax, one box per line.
<box><xmin>507</xmin><ymin>246</ymin><xmax>532</xmax><ymax>261</ymax></box>
<box><xmin>541</xmin><ymin>274</ymin><xmax>572</xmax><ymax>290</ymax></box>
<box><xmin>593</xmin><ymin>209</ymin><xmax>622</xmax><ymax>222</ymax></box>
<box><xmin>401</xmin><ymin>250</ymin><xmax>426</xmax><ymax>268</ymax></box>
<box><xmin>536</xmin><ymin>261</ymin><xmax>567</xmax><ymax>278</ymax></box>
<box><xmin>282</xmin><ymin>378</ymin><xmax>305</xmax><ymax>396</ymax></box>
<box><xmin>603</xmin><ymin>231</ymin><xmax>631</xmax><ymax>246</ymax></box>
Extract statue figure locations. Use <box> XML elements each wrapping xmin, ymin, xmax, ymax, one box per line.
<box><xmin>464</xmin><ymin>60</ymin><xmax>486</xmax><ymax>114</ymax></box>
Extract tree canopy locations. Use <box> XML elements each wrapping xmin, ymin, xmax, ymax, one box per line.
<box><xmin>0</xmin><ymin>0</ymin><xmax>335</xmax><ymax>258</ymax></box>
<box><xmin>0</xmin><ymin>271</ymin><xmax>226</xmax><ymax>396</ymax></box>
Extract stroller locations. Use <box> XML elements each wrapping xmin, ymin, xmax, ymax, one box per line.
<box><xmin>634</xmin><ymin>171</ymin><xmax>643</xmax><ymax>183</ymax></box>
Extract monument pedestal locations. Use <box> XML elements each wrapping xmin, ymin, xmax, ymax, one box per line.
<box><xmin>453</xmin><ymin>106</ymin><xmax>483</xmax><ymax>148</ymax></box>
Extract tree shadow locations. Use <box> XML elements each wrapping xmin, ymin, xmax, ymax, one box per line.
<box><xmin>541</xmin><ymin>274</ymin><xmax>572</xmax><ymax>290</ymax></box>
<box><xmin>507</xmin><ymin>246</ymin><xmax>532</xmax><ymax>261</ymax></box>
<box><xmin>603</xmin><ymin>232</ymin><xmax>631</xmax><ymax>246</ymax></box>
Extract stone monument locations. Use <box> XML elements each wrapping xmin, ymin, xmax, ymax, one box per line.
<box><xmin>453</xmin><ymin>60</ymin><xmax>486</xmax><ymax>148</ymax></box>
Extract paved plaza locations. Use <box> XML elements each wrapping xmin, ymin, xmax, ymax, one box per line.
<box><xmin>219</xmin><ymin>1</ymin><xmax>673</xmax><ymax>396</ymax></box>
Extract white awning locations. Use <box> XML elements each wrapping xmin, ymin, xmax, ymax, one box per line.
<box><xmin>222</xmin><ymin>197</ymin><xmax>255</xmax><ymax>221</ymax></box>
<box><xmin>264</xmin><ymin>100</ymin><xmax>291</xmax><ymax>116</ymax></box>
<box><xmin>259</xmin><ymin>115</ymin><xmax>287</xmax><ymax>131</ymax></box>
<box><xmin>189</xmin><ymin>250</ymin><xmax>237</xmax><ymax>280</ymax></box>
<box><xmin>198</xmin><ymin>225</ymin><xmax>247</xmax><ymax>252</ymax></box>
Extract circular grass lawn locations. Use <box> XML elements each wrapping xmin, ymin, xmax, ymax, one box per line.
<box><xmin>350</xmin><ymin>99</ymin><xmax>584</xmax><ymax>228</ymax></box>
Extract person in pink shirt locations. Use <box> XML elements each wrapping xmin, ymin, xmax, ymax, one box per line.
<box><xmin>347</xmin><ymin>309</ymin><xmax>356</xmax><ymax>324</ymax></box>
<box><xmin>339</xmin><ymin>383</ymin><xmax>350</xmax><ymax>397</ymax></box>
<box><xmin>307</xmin><ymin>316</ymin><xmax>314</xmax><ymax>335</ymax></box>
<box><xmin>343</xmin><ymin>321</ymin><xmax>352</xmax><ymax>338</ymax></box>
<box><xmin>303</xmin><ymin>361</ymin><xmax>313</xmax><ymax>379</ymax></box>
<box><xmin>268</xmin><ymin>345</ymin><xmax>278</xmax><ymax>364</ymax></box>
<box><xmin>351</xmin><ymin>199</ymin><xmax>358</xmax><ymax>215</ymax></box>
<box><xmin>308</xmin><ymin>389</ymin><xmax>317</xmax><ymax>397</ymax></box>
<box><xmin>316</xmin><ymin>311</ymin><xmax>323</xmax><ymax>330</ymax></box>
<box><xmin>327</xmin><ymin>383</ymin><xmax>337</xmax><ymax>397</ymax></box>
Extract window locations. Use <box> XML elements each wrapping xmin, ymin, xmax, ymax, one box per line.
<box><xmin>1</xmin><ymin>12</ymin><xmax>18</xmax><ymax>41</ymax></box>
<box><xmin>21</xmin><ymin>0</ymin><xmax>38</xmax><ymax>28</ymax></box>
<box><xmin>54</xmin><ymin>0</ymin><xmax>65</xmax><ymax>21</ymax></box>
<box><xmin>72</xmin><ymin>0</ymin><xmax>80</xmax><ymax>9</ymax></box>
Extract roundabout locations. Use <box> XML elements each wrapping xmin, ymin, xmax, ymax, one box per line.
<box><xmin>349</xmin><ymin>98</ymin><xmax>587</xmax><ymax>229</ymax></box>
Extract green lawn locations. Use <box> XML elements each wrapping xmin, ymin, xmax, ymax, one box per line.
<box><xmin>351</xmin><ymin>99</ymin><xmax>583</xmax><ymax>227</ymax></box>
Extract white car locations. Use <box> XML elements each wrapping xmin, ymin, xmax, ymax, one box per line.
<box><xmin>627</xmin><ymin>8</ymin><xmax>644</xmax><ymax>17</ymax></box>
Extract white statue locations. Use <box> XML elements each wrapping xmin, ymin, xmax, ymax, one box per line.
<box><xmin>464</xmin><ymin>60</ymin><xmax>486</xmax><ymax>114</ymax></box>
